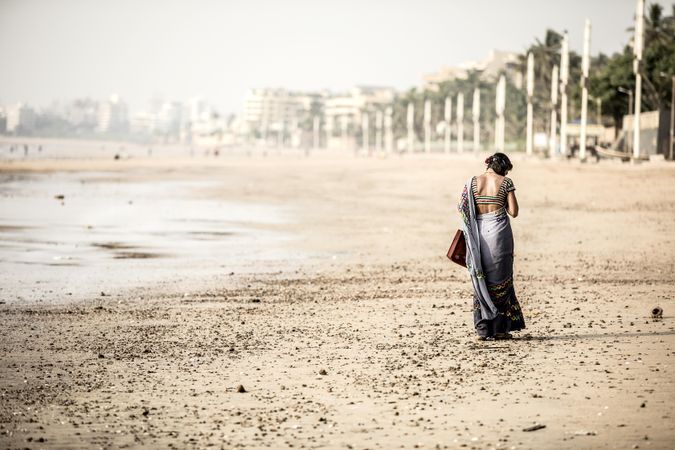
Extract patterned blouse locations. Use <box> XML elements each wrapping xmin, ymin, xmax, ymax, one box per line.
<box><xmin>471</xmin><ymin>176</ymin><xmax>516</xmax><ymax>208</ymax></box>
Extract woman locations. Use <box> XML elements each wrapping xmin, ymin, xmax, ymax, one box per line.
<box><xmin>457</xmin><ymin>152</ymin><xmax>525</xmax><ymax>340</ymax></box>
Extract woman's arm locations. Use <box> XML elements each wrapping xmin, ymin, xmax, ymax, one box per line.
<box><xmin>506</xmin><ymin>191</ymin><xmax>519</xmax><ymax>217</ymax></box>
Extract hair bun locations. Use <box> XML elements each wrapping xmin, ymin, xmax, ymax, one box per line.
<box><xmin>486</xmin><ymin>152</ymin><xmax>513</xmax><ymax>175</ymax></box>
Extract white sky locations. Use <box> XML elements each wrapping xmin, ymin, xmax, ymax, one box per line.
<box><xmin>0</xmin><ymin>0</ymin><xmax>669</xmax><ymax>114</ymax></box>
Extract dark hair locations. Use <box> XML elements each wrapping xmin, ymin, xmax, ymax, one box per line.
<box><xmin>485</xmin><ymin>152</ymin><xmax>513</xmax><ymax>176</ymax></box>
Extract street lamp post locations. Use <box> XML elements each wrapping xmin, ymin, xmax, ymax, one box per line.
<box><xmin>376</xmin><ymin>109</ymin><xmax>383</xmax><ymax>154</ymax></box>
<box><xmin>473</xmin><ymin>88</ymin><xmax>481</xmax><ymax>153</ymax></box>
<box><xmin>407</xmin><ymin>103</ymin><xmax>415</xmax><ymax>153</ymax></box>
<box><xmin>560</xmin><ymin>32</ymin><xmax>570</xmax><ymax>156</ymax></box>
<box><xmin>340</xmin><ymin>115</ymin><xmax>349</xmax><ymax>152</ymax></box>
<box><xmin>424</xmin><ymin>99</ymin><xmax>431</xmax><ymax>153</ymax></box>
<box><xmin>526</xmin><ymin>52</ymin><xmax>535</xmax><ymax>156</ymax></box>
<box><xmin>580</xmin><ymin>18</ymin><xmax>592</xmax><ymax>161</ymax></box>
<box><xmin>444</xmin><ymin>96</ymin><xmax>452</xmax><ymax>153</ymax></box>
<box><xmin>385</xmin><ymin>106</ymin><xmax>393</xmax><ymax>155</ymax></box>
<box><xmin>362</xmin><ymin>112</ymin><xmax>370</xmax><ymax>155</ymax></box>
<box><xmin>633</xmin><ymin>0</ymin><xmax>645</xmax><ymax>160</ymax></box>
<box><xmin>312</xmin><ymin>115</ymin><xmax>320</xmax><ymax>151</ymax></box>
<box><xmin>495</xmin><ymin>75</ymin><xmax>506</xmax><ymax>152</ymax></box>
<box><xmin>550</xmin><ymin>65</ymin><xmax>559</xmax><ymax>158</ymax></box>
<box><xmin>457</xmin><ymin>93</ymin><xmax>464</xmax><ymax>153</ymax></box>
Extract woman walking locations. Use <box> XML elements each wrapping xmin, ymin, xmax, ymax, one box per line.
<box><xmin>457</xmin><ymin>153</ymin><xmax>525</xmax><ymax>340</ymax></box>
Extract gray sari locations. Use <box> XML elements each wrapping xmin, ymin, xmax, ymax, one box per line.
<box><xmin>458</xmin><ymin>177</ymin><xmax>525</xmax><ymax>337</ymax></box>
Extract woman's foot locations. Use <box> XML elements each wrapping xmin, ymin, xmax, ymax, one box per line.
<box><xmin>494</xmin><ymin>333</ymin><xmax>513</xmax><ymax>340</ymax></box>
<box><xmin>475</xmin><ymin>335</ymin><xmax>494</xmax><ymax>341</ymax></box>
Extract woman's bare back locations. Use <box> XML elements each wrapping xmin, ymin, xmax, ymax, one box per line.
<box><xmin>473</xmin><ymin>173</ymin><xmax>518</xmax><ymax>217</ymax></box>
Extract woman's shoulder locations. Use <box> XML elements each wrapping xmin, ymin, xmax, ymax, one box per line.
<box><xmin>503</xmin><ymin>176</ymin><xmax>516</xmax><ymax>191</ymax></box>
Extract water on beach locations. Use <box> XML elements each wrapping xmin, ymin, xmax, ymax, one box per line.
<box><xmin>0</xmin><ymin>171</ymin><xmax>297</xmax><ymax>304</ymax></box>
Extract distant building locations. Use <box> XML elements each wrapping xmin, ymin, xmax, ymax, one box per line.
<box><xmin>130</xmin><ymin>98</ymin><xmax>214</xmax><ymax>143</ymax></box>
<box><xmin>241</xmin><ymin>86</ymin><xmax>395</xmax><ymax>149</ymax></box>
<box><xmin>242</xmin><ymin>88</ymin><xmax>327</xmax><ymax>148</ymax></box>
<box><xmin>157</xmin><ymin>101</ymin><xmax>184</xmax><ymax>136</ymax></box>
<box><xmin>97</xmin><ymin>94</ymin><xmax>129</xmax><ymax>133</ymax></box>
<box><xmin>422</xmin><ymin>50</ymin><xmax>522</xmax><ymax>91</ymax></box>
<box><xmin>188</xmin><ymin>97</ymin><xmax>211</xmax><ymax>124</ymax></box>
<box><xmin>324</xmin><ymin>86</ymin><xmax>395</xmax><ymax>149</ymax></box>
<box><xmin>243</xmin><ymin>88</ymin><xmax>322</xmax><ymax>137</ymax></box>
<box><xmin>6</xmin><ymin>103</ymin><xmax>36</xmax><ymax>134</ymax></box>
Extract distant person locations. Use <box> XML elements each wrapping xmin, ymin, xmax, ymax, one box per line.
<box><xmin>457</xmin><ymin>152</ymin><xmax>525</xmax><ymax>340</ymax></box>
<box><xmin>24</xmin><ymin>144</ymin><xmax>28</xmax><ymax>157</ymax></box>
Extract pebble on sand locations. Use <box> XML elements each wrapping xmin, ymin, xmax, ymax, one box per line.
<box><xmin>651</xmin><ymin>306</ymin><xmax>663</xmax><ymax>319</ymax></box>
<box><xmin>236</xmin><ymin>384</ymin><xmax>247</xmax><ymax>393</ymax></box>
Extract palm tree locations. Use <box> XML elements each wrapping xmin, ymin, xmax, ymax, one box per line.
<box><xmin>627</xmin><ymin>3</ymin><xmax>675</xmax><ymax>110</ymax></box>
<box><xmin>515</xmin><ymin>30</ymin><xmax>566</xmax><ymax>129</ymax></box>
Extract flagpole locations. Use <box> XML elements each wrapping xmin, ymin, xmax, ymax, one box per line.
<box><xmin>526</xmin><ymin>52</ymin><xmax>535</xmax><ymax>156</ymax></box>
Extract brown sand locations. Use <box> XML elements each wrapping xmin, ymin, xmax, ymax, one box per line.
<box><xmin>1</xmin><ymin>153</ymin><xmax>674</xmax><ymax>449</ymax></box>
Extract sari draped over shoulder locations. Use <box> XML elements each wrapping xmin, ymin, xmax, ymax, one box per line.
<box><xmin>457</xmin><ymin>177</ymin><xmax>525</xmax><ymax>338</ymax></box>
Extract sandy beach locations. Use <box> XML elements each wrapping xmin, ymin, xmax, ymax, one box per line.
<box><xmin>1</xmin><ymin>149</ymin><xmax>674</xmax><ymax>449</ymax></box>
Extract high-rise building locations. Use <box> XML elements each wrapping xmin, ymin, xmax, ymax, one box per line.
<box><xmin>243</xmin><ymin>88</ymin><xmax>321</xmax><ymax>137</ymax></box>
<box><xmin>242</xmin><ymin>87</ymin><xmax>394</xmax><ymax>149</ymax></box>
<box><xmin>188</xmin><ymin>97</ymin><xmax>210</xmax><ymax>124</ymax></box>
<box><xmin>6</xmin><ymin>103</ymin><xmax>36</xmax><ymax>134</ymax></box>
<box><xmin>157</xmin><ymin>101</ymin><xmax>184</xmax><ymax>136</ymax></box>
<box><xmin>97</xmin><ymin>94</ymin><xmax>129</xmax><ymax>133</ymax></box>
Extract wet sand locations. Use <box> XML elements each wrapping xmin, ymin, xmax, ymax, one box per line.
<box><xmin>1</xmin><ymin>152</ymin><xmax>674</xmax><ymax>449</ymax></box>
<box><xmin>0</xmin><ymin>170</ymin><xmax>296</xmax><ymax>302</ymax></box>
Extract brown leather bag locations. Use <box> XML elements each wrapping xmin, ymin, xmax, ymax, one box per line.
<box><xmin>447</xmin><ymin>229</ymin><xmax>467</xmax><ymax>267</ymax></box>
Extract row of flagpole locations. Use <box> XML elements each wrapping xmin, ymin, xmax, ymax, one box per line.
<box><xmin>354</xmin><ymin>21</ymin><xmax>583</xmax><ymax>157</ymax></box>
<box><xmin>537</xmin><ymin>0</ymin><xmax>644</xmax><ymax>160</ymax></box>
<box><xmin>351</xmin><ymin>74</ymin><xmax>505</xmax><ymax>155</ymax></box>
<box><xmin>319</xmin><ymin>0</ymin><xmax>646</xmax><ymax>159</ymax></box>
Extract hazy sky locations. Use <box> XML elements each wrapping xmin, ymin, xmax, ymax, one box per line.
<box><xmin>0</xmin><ymin>0</ymin><xmax>669</xmax><ymax>114</ymax></box>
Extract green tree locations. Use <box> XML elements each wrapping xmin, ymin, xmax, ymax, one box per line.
<box><xmin>590</xmin><ymin>2</ymin><xmax>675</xmax><ymax>131</ymax></box>
<box><xmin>590</xmin><ymin>50</ymin><xmax>634</xmax><ymax>131</ymax></box>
